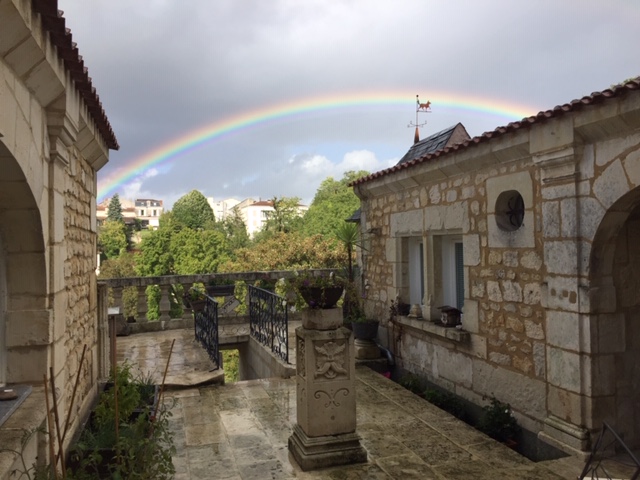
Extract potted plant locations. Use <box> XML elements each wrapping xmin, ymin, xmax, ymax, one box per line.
<box><xmin>289</xmin><ymin>271</ymin><xmax>345</xmax><ymax>309</ymax></box>
<box><xmin>183</xmin><ymin>284</ymin><xmax>208</xmax><ymax>312</ymax></box>
<box><xmin>350</xmin><ymin>315</ymin><xmax>379</xmax><ymax>340</ymax></box>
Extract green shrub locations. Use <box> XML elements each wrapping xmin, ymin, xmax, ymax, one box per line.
<box><xmin>69</xmin><ymin>363</ymin><xmax>175</xmax><ymax>479</ymax></box>
<box><xmin>424</xmin><ymin>388</ymin><xmax>467</xmax><ymax>421</ymax></box>
<box><xmin>477</xmin><ymin>397</ymin><xmax>520</xmax><ymax>443</ymax></box>
<box><xmin>398</xmin><ymin>373</ymin><xmax>422</xmax><ymax>394</ymax></box>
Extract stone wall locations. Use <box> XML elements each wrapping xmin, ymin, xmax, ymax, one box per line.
<box><xmin>0</xmin><ymin>2</ymin><xmax>112</xmax><ymax>475</ymax></box>
<box><xmin>355</xmin><ymin>88</ymin><xmax>640</xmax><ymax>455</ymax></box>
<box><xmin>63</xmin><ymin>151</ymin><xmax>100</xmax><ymax>425</ymax></box>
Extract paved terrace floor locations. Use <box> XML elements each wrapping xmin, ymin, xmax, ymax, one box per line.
<box><xmin>117</xmin><ymin>329</ymin><xmax>588</xmax><ymax>479</ymax></box>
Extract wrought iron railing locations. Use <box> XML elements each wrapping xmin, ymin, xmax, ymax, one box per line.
<box><xmin>248</xmin><ymin>286</ymin><xmax>289</xmax><ymax>364</ymax></box>
<box><xmin>194</xmin><ymin>295</ymin><xmax>220</xmax><ymax>370</ymax></box>
<box><xmin>579</xmin><ymin>422</ymin><xmax>640</xmax><ymax>480</ymax></box>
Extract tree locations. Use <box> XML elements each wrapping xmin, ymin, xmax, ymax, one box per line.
<box><xmin>219</xmin><ymin>209</ymin><xmax>250</xmax><ymax>254</ymax></box>
<box><xmin>258</xmin><ymin>196</ymin><xmax>304</xmax><ymax>240</ymax></box>
<box><xmin>107</xmin><ymin>193</ymin><xmax>124</xmax><ymax>223</ymax></box>
<box><xmin>171</xmin><ymin>190</ymin><xmax>215</xmax><ymax>230</ymax></box>
<box><xmin>98</xmin><ymin>252</ymin><xmax>138</xmax><ymax>318</ymax></box>
<box><xmin>98</xmin><ymin>220</ymin><xmax>128</xmax><ymax>258</ymax></box>
<box><xmin>135</xmin><ymin>213</ymin><xmax>176</xmax><ymax>276</ymax></box>
<box><xmin>171</xmin><ymin>228</ymin><xmax>229</xmax><ymax>274</ymax></box>
<box><xmin>220</xmin><ymin>231</ymin><xmax>344</xmax><ymax>272</ymax></box>
<box><xmin>301</xmin><ymin>170</ymin><xmax>368</xmax><ymax>237</ymax></box>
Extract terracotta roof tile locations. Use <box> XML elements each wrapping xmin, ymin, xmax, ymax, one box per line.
<box><xmin>31</xmin><ymin>0</ymin><xmax>119</xmax><ymax>150</ymax></box>
<box><xmin>351</xmin><ymin>77</ymin><xmax>640</xmax><ymax>187</ymax></box>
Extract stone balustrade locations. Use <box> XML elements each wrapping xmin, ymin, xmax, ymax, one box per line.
<box><xmin>99</xmin><ymin>269</ymin><xmax>341</xmax><ymax>322</ymax></box>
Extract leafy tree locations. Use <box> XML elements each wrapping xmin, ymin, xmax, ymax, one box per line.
<box><xmin>219</xmin><ymin>209</ymin><xmax>250</xmax><ymax>254</ymax></box>
<box><xmin>220</xmin><ymin>231</ymin><xmax>344</xmax><ymax>272</ymax></box>
<box><xmin>107</xmin><ymin>193</ymin><xmax>124</xmax><ymax>223</ymax></box>
<box><xmin>171</xmin><ymin>228</ymin><xmax>229</xmax><ymax>274</ymax></box>
<box><xmin>98</xmin><ymin>219</ymin><xmax>128</xmax><ymax>258</ymax></box>
<box><xmin>135</xmin><ymin>213</ymin><xmax>176</xmax><ymax>276</ymax></box>
<box><xmin>301</xmin><ymin>170</ymin><xmax>368</xmax><ymax>237</ymax></box>
<box><xmin>98</xmin><ymin>252</ymin><xmax>138</xmax><ymax>318</ymax></box>
<box><xmin>254</xmin><ymin>196</ymin><xmax>304</xmax><ymax>242</ymax></box>
<box><xmin>171</xmin><ymin>190</ymin><xmax>215</xmax><ymax>230</ymax></box>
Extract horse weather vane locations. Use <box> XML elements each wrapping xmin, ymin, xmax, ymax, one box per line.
<box><xmin>409</xmin><ymin>95</ymin><xmax>431</xmax><ymax>143</ymax></box>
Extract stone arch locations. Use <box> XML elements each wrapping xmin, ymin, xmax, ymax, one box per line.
<box><xmin>588</xmin><ymin>185</ymin><xmax>640</xmax><ymax>449</ymax></box>
<box><xmin>0</xmin><ymin>140</ymin><xmax>48</xmax><ymax>383</ymax></box>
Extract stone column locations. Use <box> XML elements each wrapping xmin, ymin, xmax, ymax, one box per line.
<box><xmin>532</xmin><ymin>121</ymin><xmax>591</xmax><ymax>454</ymax></box>
<box><xmin>288</xmin><ymin>308</ymin><xmax>367</xmax><ymax>470</ymax></box>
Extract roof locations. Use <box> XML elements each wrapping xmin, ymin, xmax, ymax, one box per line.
<box><xmin>251</xmin><ymin>201</ymin><xmax>275</xmax><ymax>207</ymax></box>
<box><xmin>31</xmin><ymin>0</ymin><xmax>119</xmax><ymax>150</ymax></box>
<box><xmin>351</xmin><ymin>77</ymin><xmax>640</xmax><ymax>187</ymax></box>
<box><xmin>397</xmin><ymin>123</ymin><xmax>469</xmax><ymax>165</ymax></box>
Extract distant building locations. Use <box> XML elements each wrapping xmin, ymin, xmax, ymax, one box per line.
<box><xmin>232</xmin><ymin>198</ymin><xmax>308</xmax><ymax>238</ymax></box>
<box><xmin>135</xmin><ymin>198</ymin><xmax>164</xmax><ymax>229</ymax></box>
<box><xmin>96</xmin><ymin>197</ymin><xmax>164</xmax><ymax>229</ymax></box>
<box><xmin>207</xmin><ymin>197</ymin><xmax>240</xmax><ymax>221</ymax></box>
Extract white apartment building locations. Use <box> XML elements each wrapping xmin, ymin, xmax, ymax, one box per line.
<box><xmin>207</xmin><ymin>197</ymin><xmax>241</xmax><ymax>221</ymax></box>
<box><xmin>96</xmin><ymin>197</ymin><xmax>164</xmax><ymax>229</ymax></box>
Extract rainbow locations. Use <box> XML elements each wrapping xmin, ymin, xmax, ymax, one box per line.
<box><xmin>97</xmin><ymin>90</ymin><xmax>538</xmax><ymax>201</ymax></box>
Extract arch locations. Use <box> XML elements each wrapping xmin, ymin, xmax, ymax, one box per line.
<box><xmin>588</xmin><ymin>185</ymin><xmax>640</xmax><ymax>449</ymax></box>
<box><xmin>0</xmin><ymin>140</ymin><xmax>48</xmax><ymax>383</ymax></box>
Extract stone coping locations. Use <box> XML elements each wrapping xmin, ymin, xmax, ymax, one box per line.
<box><xmin>397</xmin><ymin>315</ymin><xmax>471</xmax><ymax>343</ymax></box>
<box><xmin>0</xmin><ymin>386</ymin><xmax>46</xmax><ymax>480</ymax></box>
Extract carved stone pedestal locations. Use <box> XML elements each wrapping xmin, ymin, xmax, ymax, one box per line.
<box><xmin>288</xmin><ymin>309</ymin><xmax>367</xmax><ymax>471</ymax></box>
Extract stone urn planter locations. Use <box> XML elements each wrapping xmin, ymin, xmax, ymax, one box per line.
<box><xmin>299</xmin><ymin>286</ymin><xmax>344</xmax><ymax>309</ymax></box>
<box><xmin>351</xmin><ymin>320</ymin><xmax>379</xmax><ymax>340</ymax></box>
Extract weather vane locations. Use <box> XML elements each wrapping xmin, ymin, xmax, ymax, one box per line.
<box><xmin>408</xmin><ymin>94</ymin><xmax>431</xmax><ymax>128</ymax></box>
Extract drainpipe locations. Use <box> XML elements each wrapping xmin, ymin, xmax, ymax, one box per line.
<box><xmin>377</xmin><ymin>343</ymin><xmax>395</xmax><ymax>367</ymax></box>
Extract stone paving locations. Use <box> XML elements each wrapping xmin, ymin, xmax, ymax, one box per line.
<box><xmin>118</xmin><ymin>330</ymin><xmax>585</xmax><ymax>479</ymax></box>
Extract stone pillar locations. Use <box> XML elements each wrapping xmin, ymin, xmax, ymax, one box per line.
<box><xmin>532</xmin><ymin>124</ymin><xmax>591</xmax><ymax>454</ymax></box>
<box><xmin>158</xmin><ymin>284</ymin><xmax>172</xmax><ymax>322</ymax></box>
<box><xmin>136</xmin><ymin>286</ymin><xmax>148</xmax><ymax>322</ymax></box>
<box><xmin>288</xmin><ymin>308</ymin><xmax>367</xmax><ymax>470</ymax></box>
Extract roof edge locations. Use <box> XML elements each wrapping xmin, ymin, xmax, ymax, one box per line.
<box><xmin>32</xmin><ymin>0</ymin><xmax>119</xmax><ymax>150</ymax></box>
<box><xmin>350</xmin><ymin>76</ymin><xmax>640</xmax><ymax>187</ymax></box>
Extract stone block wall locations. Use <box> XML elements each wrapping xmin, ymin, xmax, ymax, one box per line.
<box><xmin>356</xmin><ymin>90</ymin><xmax>640</xmax><ymax>454</ymax></box>
<box><xmin>62</xmin><ymin>151</ymin><xmax>100</xmax><ymax>423</ymax></box>
<box><xmin>361</xmin><ymin>157</ymin><xmax>549</xmax><ymax>428</ymax></box>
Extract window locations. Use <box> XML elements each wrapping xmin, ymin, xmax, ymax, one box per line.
<box><xmin>442</xmin><ymin>236</ymin><xmax>464</xmax><ymax>311</ymax></box>
<box><xmin>139</xmin><ymin>209</ymin><xmax>145</xmax><ymax>216</ymax></box>
<box><xmin>408</xmin><ymin>237</ymin><xmax>424</xmax><ymax>305</ymax></box>
<box><xmin>152</xmin><ymin>209</ymin><xmax>157</xmax><ymax>216</ymax></box>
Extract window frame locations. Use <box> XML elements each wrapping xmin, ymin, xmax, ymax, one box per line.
<box><xmin>441</xmin><ymin>235</ymin><xmax>464</xmax><ymax>311</ymax></box>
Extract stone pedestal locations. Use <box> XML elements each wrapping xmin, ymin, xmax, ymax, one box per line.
<box><xmin>289</xmin><ymin>308</ymin><xmax>367</xmax><ymax>470</ymax></box>
<box><xmin>354</xmin><ymin>338</ymin><xmax>380</xmax><ymax>360</ymax></box>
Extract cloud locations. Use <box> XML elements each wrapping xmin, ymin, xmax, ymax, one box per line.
<box><xmin>59</xmin><ymin>0</ymin><xmax>640</xmax><ymax>210</ymax></box>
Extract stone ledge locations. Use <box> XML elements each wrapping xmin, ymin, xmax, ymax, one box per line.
<box><xmin>397</xmin><ymin>316</ymin><xmax>471</xmax><ymax>343</ymax></box>
<box><xmin>0</xmin><ymin>386</ymin><xmax>47</xmax><ymax>480</ymax></box>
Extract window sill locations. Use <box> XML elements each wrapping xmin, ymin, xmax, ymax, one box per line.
<box><xmin>397</xmin><ymin>316</ymin><xmax>470</xmax><ymax>344</ymax></box>
<box><xmin>0</xmin><ymin>386</ymin><xmax>47</xmax><ymax>479</ymax></box>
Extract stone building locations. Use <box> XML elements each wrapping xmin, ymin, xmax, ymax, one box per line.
<box><xmin>0</xmin><ymin>1</ymin><xmax>116</xmax><ymax>475</ymax></box>
<box><xmin>352</xmin><ymin>78</ymin><xmax>640</xmax><ymax>457</ymax></box>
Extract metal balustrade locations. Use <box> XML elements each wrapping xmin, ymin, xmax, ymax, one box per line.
<box><xmin>194</xmin><ymin>296</ymin><xmax>220</xmax><ymax>369</ymax></box>
<box><xmin>248</xmin><ymin>286</ymin><xmax>290</xmax><ymax>364</ymax></box>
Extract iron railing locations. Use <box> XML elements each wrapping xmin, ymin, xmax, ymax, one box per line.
<box><xmin>579</xmin><ymin>422</ymin><xmax>640</xmax><ymax>480</ymax></box>
<box><xmin>248</xmin><ymin>286</ymin><xmax>289</xmax><ymax>363</ymax></box>
<box><xmin>194</xmin><ymin>295</ymin><xmax>220</xmax><ymax>369</ymax></box>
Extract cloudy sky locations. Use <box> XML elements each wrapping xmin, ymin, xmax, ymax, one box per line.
<box><xmin>58</xmin><ymin>0</ymin><xmax>639</xmax><ymax>209</ymax></box>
